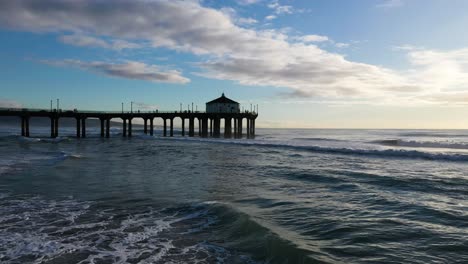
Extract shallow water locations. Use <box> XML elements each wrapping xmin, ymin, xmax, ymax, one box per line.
<box><xmin>1</xmin><ymin>125</ymin><xmax>468</xmax><ymax>263</ymax></box>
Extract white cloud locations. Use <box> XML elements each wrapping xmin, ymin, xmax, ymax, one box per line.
<box><xmin>237</xmin><ymin>17</ymin><xmax>258</xmax><ymax>25</ymax></box>
<box><xmin>406</xmin><ymin>48</ymin><xmax>468</xmax><ymax>95</ymax></box>
<box><xmin>296</xmin><ymin>35</ymin><xmax>329</xmax><ymax>43</ymax></box>
<box><xmin>59</xmin><ymin>35</ymin><xmax>141</xmax><ymax>50</ymax></box>
<box><xmin>220</xmin><ymin>7</ymin><xmax>257</xmax><ymax>26</ymax></box>
<box><xmin>265</xmin><ymin>15</ymin><xmax>277</xmax><ymax>20</ymax></box>
<box><xmin>0</xmin><ymin>99</ymin><xmax>22</xmax><ymax>108</ymax></box>
<box><xmin>377</xmin><ymin>0</ymin><xmax>404</xmax><ymax>8</ymax></box>
<box><xmin>236</xmin><ymin>0</ymin><xmax>261</xmax><ymax>5</ymax></box>
<box><xmin>1</xmin><ymin>0</ymin><xmax>468</xmax><ymax>104</ymax></box>
<box><xmin>268</xmin><ymin>1</ymin><xmax>293</xmax><ymax>15</ymax></box>
<box><xmin>335</xmin><ymin>42</ymin><xmax>350</xmax><ymax>48</ymax></box>
<box><xmin>42</xmin><ymin>60</ymin><xmax>190</xmax><ymax>84</ymax></box>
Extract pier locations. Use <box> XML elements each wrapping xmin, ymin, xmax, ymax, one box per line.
<box><xmin>0</xmin><ymin>108</ymin><xmax>258</xmax><ymax>139</ymax></box>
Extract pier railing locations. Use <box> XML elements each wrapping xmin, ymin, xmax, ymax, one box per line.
<box><xmin>0</xmin><ymin>107</ymin><xmax>257</xmax><ymax>115</ymax></box>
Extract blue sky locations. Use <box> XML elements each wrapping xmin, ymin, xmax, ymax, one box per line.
<box><xmin>1</xmin><ymin>0</ymin><xmax>468</xmax><ymax>128</ymax></box>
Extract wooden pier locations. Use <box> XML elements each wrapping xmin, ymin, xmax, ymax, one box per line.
<box><xmin>0</xmin><ymin>108</ymin><xmax>258</xmax><ymax>139</ymax></box>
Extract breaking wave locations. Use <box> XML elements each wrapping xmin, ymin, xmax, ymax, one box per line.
<box><xmin>167</xmin><ymin>137</ymin><xmax>468</xmax><ymax>162</ymax></box>
<box><xmin>373</xmin><ymin>139</ymin><xmax>468</xmax><ymax>150</ymax></box>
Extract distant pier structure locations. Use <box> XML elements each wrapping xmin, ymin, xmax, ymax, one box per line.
<box><xmin>0</xmin><ymin>94</ymin><xmax>258</xmax><ymax>139</ymax></box>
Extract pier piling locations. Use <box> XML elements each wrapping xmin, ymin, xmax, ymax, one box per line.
<box><xmin>170</xmin><ymin>118</ymin><xmax>174</xmax><ymax>137</ymax></box>
<box><xmin>100</xmin><ymin>119</ymin><xmax>105</xmax><ymax>137</ymax></box>
<box><xmin>81</xmin><ymin>118</ymin><xmax>86</xmax><ymax>138</ymax></box>
<box><xmin>123</xmin><ymin>119</ymin><xmax>127</xmax><ymax>137</ymax></box>
<box><xmin>181</xmin><ymin>118</ymin><xmax>185</xmax><ymax>136</ymax></box>
<box><xmin>106</xmin><ymin>119</ymin><xmax>110</xmax><ymax>138</ymax></box>
<box><xmin>128</xmin><ymin>118</ymin><xmax>132</xmax><ymax>137</ymax></box>
<box><xmin>150</xmin><ymin>118</ymin><xmax>154</xmax><ymax>136</ymax></box>
<box><xmin>21</xmin><ymin>117</ymin><xmax>25</xmax><ymax>136</ymax></box>
<box><xmin>189</xmin><ymin>118</ymin><xmax>194</xmax><ymax>137</ymax></box>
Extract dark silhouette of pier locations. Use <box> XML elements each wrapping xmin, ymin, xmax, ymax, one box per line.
<box><xmin>0</xmin><ymin>108</ymin><xmax>258</xmax><ymax>139</ymax></box>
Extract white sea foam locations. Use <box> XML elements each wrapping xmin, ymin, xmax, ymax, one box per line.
<box><xmin>0</xmin><ymin>194</ymin><xmax>244</xmax><ymax>263</ymax></box>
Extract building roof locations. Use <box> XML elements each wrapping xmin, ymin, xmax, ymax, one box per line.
<box><xmin>206</xmin><ymin>93</ymin><xmax>239</xmax><ymax>104</ymax></box>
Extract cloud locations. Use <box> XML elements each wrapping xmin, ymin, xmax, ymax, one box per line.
<box><xmin>0</xmin><ymin>99</ymin><xmax>22</xmax><ymax>108</ymax></box>
<box><xmin>268</xmin><ymin>1</ymin><xmax>293</xmax><ymax>15</ymax></box>
<box><xmin>220</xmin><ymin>7</ymin><xmax>257</xmax><ymax>26</ymax></box>
<box><xmin>296</xmin><ymin>35</ymin><xmax>329</xmax><ymax>43</ymax></box>
<box><xmin>237</xmin><ymin>17</ymin><xmax>258</xmax><ymax>25</ymax></box>
<box><xmin>42</xmin><ymin>60</ymin><xmax>190</xmax><ymax>84</ymax></box>
<box><xmin>406</xmin><ymin>47</ymin><xmax>468</xmax><ymax>93</ymax></box>
<box><xmin>335</xmin><ymin>42</ymin><xmax>350</xmax><ymax>48</ymax></box>
<box><xmin>377</xmin><ymin>0</ymin><xmax>404</xmax><ymax>8</ymax></box>
<box><xmin>236</xmin><ymin>0</ymin><xmax>261</xmax><ymax>5</ymax></box>
<box><xmin>265</xmin><ymin>15</ymin><xmax>277</xmax><ymax>21</ymax></box>
<box><xmin>1</xmin><ymin>0</ymin><xmax>468</xmax><ymax>104</ymax></box>
<box><xmin>59</xmin><ymin>34</ymin><xmax>141</xmax><ymax>50</ymax></box>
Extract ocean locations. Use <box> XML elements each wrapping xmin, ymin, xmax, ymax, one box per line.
<box><xmin>1</xmin><ymin>122</ymin><xmax>468</xmax><ymax>263</ymax></box>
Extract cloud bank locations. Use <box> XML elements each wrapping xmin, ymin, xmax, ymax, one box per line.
<box><xmin>42</xmin><ymin>60</ymin><xmax>190</xmax><ymax>84</ymax></box>
<box><xmin>0</xmin><ymin>0</ymin><xmax>467</xmax><ymax>104</ymax></box>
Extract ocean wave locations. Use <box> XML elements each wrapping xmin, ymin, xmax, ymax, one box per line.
<box><xmin>0</xmin><ymin>192</ymin><xmax>322</xmax><ymax>264</ymax></box>
<box><xmin>399</xmin><ymin>132</ymin><xmax>468</xmax><ymax>138</ymax></box>
<box><xmin>165</xmin><ymin>137</ymin><xmax>468</xmax><ymax>162</ymax></box>
<box><xmin>373</xmin><ymin>139</ymin><xmax>468</xmax><ymax>150</ymax></box>
<box><xmin>292</xmin><ymin>137</ymin><xmax>343</xmax><ymax>142</ymax></box>
<box><xmin>0</xmin><ymin>151</ymin><xmax>84</xmax><ymax>176</ymax></box>
<box><xmin>0</xmin><ymin>195</ymin><xmax>256</xmax><ymax>264</ymax></box>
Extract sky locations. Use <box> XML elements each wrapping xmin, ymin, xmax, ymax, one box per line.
<box><xmin>1</xmin><ymin>0</ymin><xmax>468</xmax><ymax>128</ymax></box>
